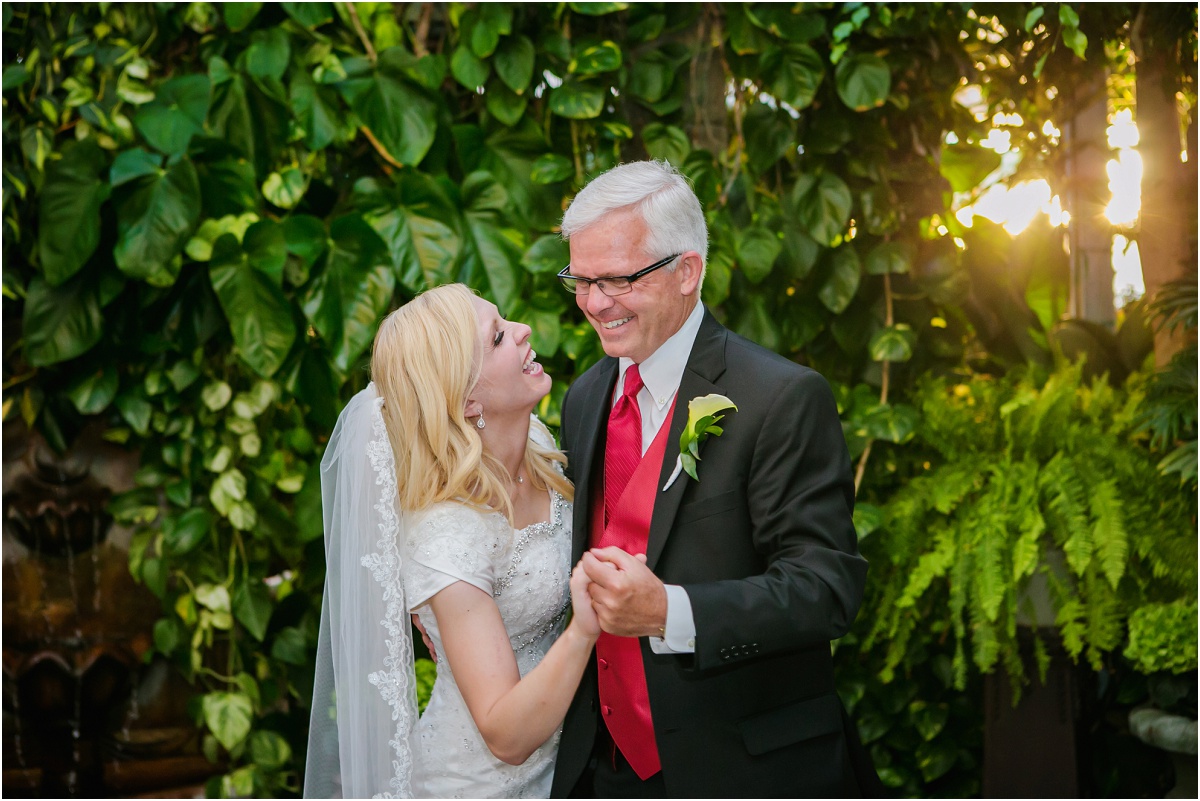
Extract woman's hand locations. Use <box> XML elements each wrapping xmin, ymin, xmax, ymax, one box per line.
<box><xmin>568</xmin><ymin>560</ymin><xmax>601</xmax><ymax>642</ymax></box>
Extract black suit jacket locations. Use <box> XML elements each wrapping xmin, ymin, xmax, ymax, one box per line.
<box><xmin>551</xmin><ymin>308</ymin><xmax>877</xmax><ymax>798</ymax></box>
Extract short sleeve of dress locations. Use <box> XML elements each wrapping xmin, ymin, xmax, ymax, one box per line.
<box><xmin>403</xmin><ymin>502</ymin><xmax>506</xmax><ymax>610</ymax></box>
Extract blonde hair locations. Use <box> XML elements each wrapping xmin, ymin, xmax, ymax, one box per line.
<box><xmin>370</xmin><ymin>284</ymin><xmax>572</xmax><ymax>525</ymax></box>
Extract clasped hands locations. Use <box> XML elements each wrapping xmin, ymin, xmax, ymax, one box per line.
<box><xmin>414</xmin><ymin>546</ymin><xmax>667</xmax><ymax>660</ymax></box>
<box><xmin>571</xmin><ymin>546</ymin><xmax>667</xmax><ymax>639</ymax></box>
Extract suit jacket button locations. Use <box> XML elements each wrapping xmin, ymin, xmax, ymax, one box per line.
<box><xmin>599</xmin><ymin>658</ymin><xmax>609</xmax><ymax>670</ymax></box>
<box><xmin>603</xmin><ymin>705</ymin><xmax>613</xmax><ymax>716</ymax></box>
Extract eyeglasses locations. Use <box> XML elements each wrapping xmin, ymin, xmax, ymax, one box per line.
<box><xmin>557</xmin><ymin>254</ymin><xmax>682</xmax><ymax>296</ymax></box>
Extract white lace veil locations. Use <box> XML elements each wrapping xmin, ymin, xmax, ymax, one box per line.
<box><xmin>305</xmin><ymin>383</ymin><xmax>418</xmax><ymax>798</ymax></box>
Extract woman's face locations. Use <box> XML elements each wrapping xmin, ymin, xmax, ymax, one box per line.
<box><xmin>468</xmin><ymin>296</ymin><xmax>551</xmax><ymax>420</ymax></box>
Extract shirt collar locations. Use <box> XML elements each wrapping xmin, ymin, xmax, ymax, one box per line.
<box><xmin>617</xmin><ymin>301</ymin><xmax>705</xmax><ymax>409</ymax></box>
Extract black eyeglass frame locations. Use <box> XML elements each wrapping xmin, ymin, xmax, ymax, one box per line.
<box><xmin>556</xmin><ymin>253</ymin><xmax>682</xmax><ymax>296</ymax></box>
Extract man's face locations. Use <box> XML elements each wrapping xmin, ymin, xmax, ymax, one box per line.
<box><xmin>568</xmin><ymin>208</ymin><xmax>701</xmax><ymax>364</ymax></box>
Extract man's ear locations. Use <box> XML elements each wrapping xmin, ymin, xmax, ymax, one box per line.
<box><xmin>677</xmin><ymin>252</ymin><xmax>704</xmax><ymax>296</ymax></box>
<box><xmin>464</xmin><ymin>398</ymin><xmax>483</xmax><ymax>420</ymax></box>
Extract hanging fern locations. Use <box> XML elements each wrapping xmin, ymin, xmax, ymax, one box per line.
<box><xmin>864</xmin><ymin>361</ymin><xmax>1197</xmax><ymax>697</ymax></box>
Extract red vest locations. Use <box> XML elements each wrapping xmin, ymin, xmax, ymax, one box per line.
<box><xmin>589</xmin><ymin>402</ymin><xmax>675</xmax><ymax>779</ymax></box>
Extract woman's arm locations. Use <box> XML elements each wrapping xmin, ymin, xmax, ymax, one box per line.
<box><xmin>428</xmin><ymin>563</ymin><xmax>598</xmax><ymax>765</ymax></box>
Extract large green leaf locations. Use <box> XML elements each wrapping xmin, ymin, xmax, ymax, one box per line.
<box><xmin>202</xmin><ymin>691</ymin><xmax>254</xmax><ymax>752</ymax></box>
<box><xmin>522</xmin><ymin>234</ymin><xmax>569</xmax><ymax>274</ymax></box>
<box><xmin>864</xmin><ymin>402</ymin><xmax>919</xmax><ymax>443</ymax></box>
<box><xmin>791</xmin><ymin>172</ymin><xmax>852</xmax><ymax>246</ymax></box>
<box><xmin>23</xmin><ymin>274</ymin><xmax>104</xmax><ymax>367</ymax></box>
<box><xmin>248</xmin><ymin>730</ymin><xmax>291</xmax><ymax>771</ymax></box>
<box><xmin>733</xmin><ymin>295</ymin><xmax>782</xmax><ymax>352</ymax></box>
<box><xmin>865</xmin><ymin>241</ymin><xmax>913</xmax><ymax>275</ymax></box>
<box><xmin>528</xmin><ymin>308</ymin><xmax>563</xmax><ymax>357</ymax></box>
<box><xmin>835</xmin><ymin>53</ymin><xmax>891</xmax><ymax>111</ymax></box>
<box><xmin>244</xmin><ymin>28</ymin><xmax>290</xmax><ymax>81</ymax></box>
<box><xmin>853</xmin><ymin>502</ymin><xmax>884</xmax><ymax>540</ymax></box>
<box><xmin>454</xmin><ymin>119</ymin><xmax>560</xmax><ymax>230</ymax></box>
<box><xmin>629</xmin><ymin>52</ymin><xmax>673</xmax><ymax>103</ymax></box>
<box><xmin>744</xmin><ymin>103</ymin><xmax>795</xmax><ymax>174</ymax></box>
<box><xmin>463</xmin><ymin>190</ymin><xmax>523</xmax><ymax>313</ymax></box>
<box><xmin>940</xmin><ymin>143</ymin><xmax>1002</xmax><ymax>193</ymax></box>
<box><xmin>282</xmin><ymin>214</ymin><xmax>329</xmax><ymax>278</ymax></box>
<box><xmin>495</xmin><ymin>35</ymin><xmax>535</xmax><ymax>93</ymax></box>
<box><xmin>270</xmin><ymin>626</ymin><xmax>308</xmax><ymax>665</ymax></box>
<box><xmin>67</xmin><ymin>366</ymin><xmax>119</xmax><ymax>414</ymax></box>
<box><xmin>781</xmin><ymin>227</ymin><xmax>821</xmax><ymax>280</ymax></box>
<box><xmin>289</xmin><ymin>68</ymin><xmax>340</xmax><ymax>151</ymax></box>
<box><xmin>340</xmin><ymin>48</ymin><xmax>438</xmax><ymax>166</ymax></box>
<box><xmin>194</xmin><ymin>150</ymin><xmax>260</xmax><ymax>217</ymax></box>
<box><xmin>818</xmin><ymin>245</ymin><xmax>861</xmax><ymax>314</ymax></box>
<box><xmin>462</xmin><ymin>5</ymin><xmax>512</xmax><ymax>58</ymax></box>
<box><xmin>549</xmin><ymin>81</ymin><xmax>606</xmax><ymax>119</ymax></box>
<box><xmin>764</xmin><ymin>44</ymin><xmax>825</xmax><ymax>110</ymax></box>
<box><xmin>207</xmin><ymin>60</ymin><xmax>289</xmax><ymax>176</ymax></box>
<box><xmin>571</xmin><ymin>41</ymin><xmax>622</xmax><ymax>75</ymax></box>
<box><xmin>233</xmin><ymin>581</ymin><xmax>273</xmax><ymax>641</ymax></box>
<box><xmin>745</xmin><ymin>6</ymin><xmax>825</xmax><ymax>41</ymax></box>
<box><xmin>210</xmin><ymin>235</ymin><xmax>297</xmax><ymax>377</ymax></box>
<box><xmin>302</xmin><ymin>215</ymin><xmax>395</xmax><ymax>372</ymax></box>
<box><xmin>223</xmin><ymin>3</ymin><xmax>262</xmax><ymax>31</ymax></box>
<box><xmin>485</xmin><ymin>82</ymin><xmax>527</xmax><ymax>126</ymax></box>
<box><xmin>282</xmin><ymin>2</ymin><xmax>333</xmax><ymax>28</ymax></box>
<box><xmin>642</xmin><ymin>123</ymin><xmax>690</xmax><ymax>165</ymax></box>
<box><xmin>262</xmin><ymin>167</ymin><xmax>307</xmax><ymax>209</ymax></box>
<box><xmin>570</xmin><ymin>2</ymin><xmax>629</xmax><ymax>14</ymax></box>
<box><xmin>869</xmin><ymin>324</ymin><xmax>917</xmax><ymax>362</ymax></box>
<box><xmin>134</xmin><ymin>74</ymin><xmax>211</xmax><ymax>155</ymax></box>
<box><xmin>727</xmin><ymin>4</ymin><xmax>773</xmax><ymax>55</ymax></box>
<box><xmin>356</xmin><ymin>175</ymin><xmax>461</xmax><ymax>293</ymax></box>
<box><xmin>530</xmin><ymin>153</ymin><xmax>573</xmax><ymax>184</ymax></box>
<box><xmin>114</xmin><ymin>157</ymin><xmax>201</xmax><ymax>283</ymax></box>
<box><xmin>702</xmin><ymin>250</ymin><xmax>733</xmax><ymax>307</ymax></box>
<box><xmin>242</xmin><ymin>220</ymin><xmax>287</xmax><ymax>285</ymax></box>
<box><xmin>450</xmin><ymin>45</ymin><xmax>490</xmax><ymax>91</ymax></box>
<box><xmin>164</xmin><ymin>508</ymin><xmax>212</xmax><ymax>555</ymax></box>
<box><xmin>109</xmin><ymin>147</ymin><xmax>162</xmax><ymax>188</ymax></box>
<box><xmin>38</xmin><ymin>140</ymin><xmax>108</xmax><ymax>286</ymax></box>
<box><xmin>736</xmin><ymin>225</ymin><xmax>782</xmax><ymax>284</ymax></box>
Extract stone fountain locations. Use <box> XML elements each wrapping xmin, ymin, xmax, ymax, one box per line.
<box><xmin>3</xmin><ymin>419</ymin><xmax>216</xmax><ymax>797</ymax></box>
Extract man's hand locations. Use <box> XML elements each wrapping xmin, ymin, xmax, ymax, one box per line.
<box><xmin>412</xmin><ymin>613</ymin><xmax>436</xmax><ymax>661</ymax></box>
<box><xmin>581</xmin><ymin>547</ymin><xmax>666</xmax><ymax>638</ymax></box>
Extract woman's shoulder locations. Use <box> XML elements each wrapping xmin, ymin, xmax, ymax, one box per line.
<box><xmin>418</xmin><ymin>500</ymin><xmax>505</xmax><ymax>533</ymax></box>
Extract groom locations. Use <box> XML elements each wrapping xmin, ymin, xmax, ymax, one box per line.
<box><xmin>551</xmin><ymin>161</ymin><xmax>879</xmax><ymax>798</ymax></box>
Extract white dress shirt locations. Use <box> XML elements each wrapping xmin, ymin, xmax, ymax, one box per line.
<box><xmin>610</xmin><ymin>301</ymin><xmax>705</xmax><ymax>654</ymax></box>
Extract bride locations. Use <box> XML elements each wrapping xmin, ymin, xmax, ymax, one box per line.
<box><xmin>304</xmin><ymin>284</ymin><xmax>598</xmax><ymax>798</ymax></box>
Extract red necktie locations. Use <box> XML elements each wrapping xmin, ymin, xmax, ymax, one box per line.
<box><xmin>604</xmin><ymin>365</ymin><xmax>644</xmax><ymax>526</ymax></box>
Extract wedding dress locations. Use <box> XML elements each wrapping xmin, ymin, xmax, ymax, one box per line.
<box><xmin>305</xmin><ymin>384</ymin><xmax>573</xmax><ymax>799</ymax></box>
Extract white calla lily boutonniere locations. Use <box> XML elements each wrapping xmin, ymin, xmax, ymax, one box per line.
<box><xmin>662</xmin><ymin>394</ymin><xmax>738</xmax><ymax>491</ymax></box>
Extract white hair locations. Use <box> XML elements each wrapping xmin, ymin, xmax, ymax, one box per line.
<box><xmin>561</xmin><ymin>161</ymin><xmax>709</xmax><ymax>282</ymax></box>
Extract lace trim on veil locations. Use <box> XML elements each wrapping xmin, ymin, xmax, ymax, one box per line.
<box><xmin>360</xmin><ymin>396</ymin><xmax>416</xmax><ymax>798</ymax></box>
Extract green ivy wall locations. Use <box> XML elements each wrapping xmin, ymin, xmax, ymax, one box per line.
<box><xmin>6</xmin><ymin>3</ymin><xmax>1188</xmax><ymax>796</ymax></box>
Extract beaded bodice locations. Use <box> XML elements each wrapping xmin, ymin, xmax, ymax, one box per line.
<box><xmin>402</xmin><ymin>490</ymin><xmax>572</xmax><ymax>798</ymax></box>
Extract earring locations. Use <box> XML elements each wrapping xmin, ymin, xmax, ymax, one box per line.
<box><xmin>475</xmin><ymin>411</ymin><xmax>486</xmax><ymax>430</ymax></box>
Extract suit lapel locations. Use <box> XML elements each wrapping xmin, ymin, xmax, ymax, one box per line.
<box><xmin>571</xmin><ymin>357</ymin><xmax>617</xmax><ymax>561</ymax></box>
<box><xmin>645</xmin><ymin>309</ymin><xmax>728</xmax><ymax>571</ymax></box>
